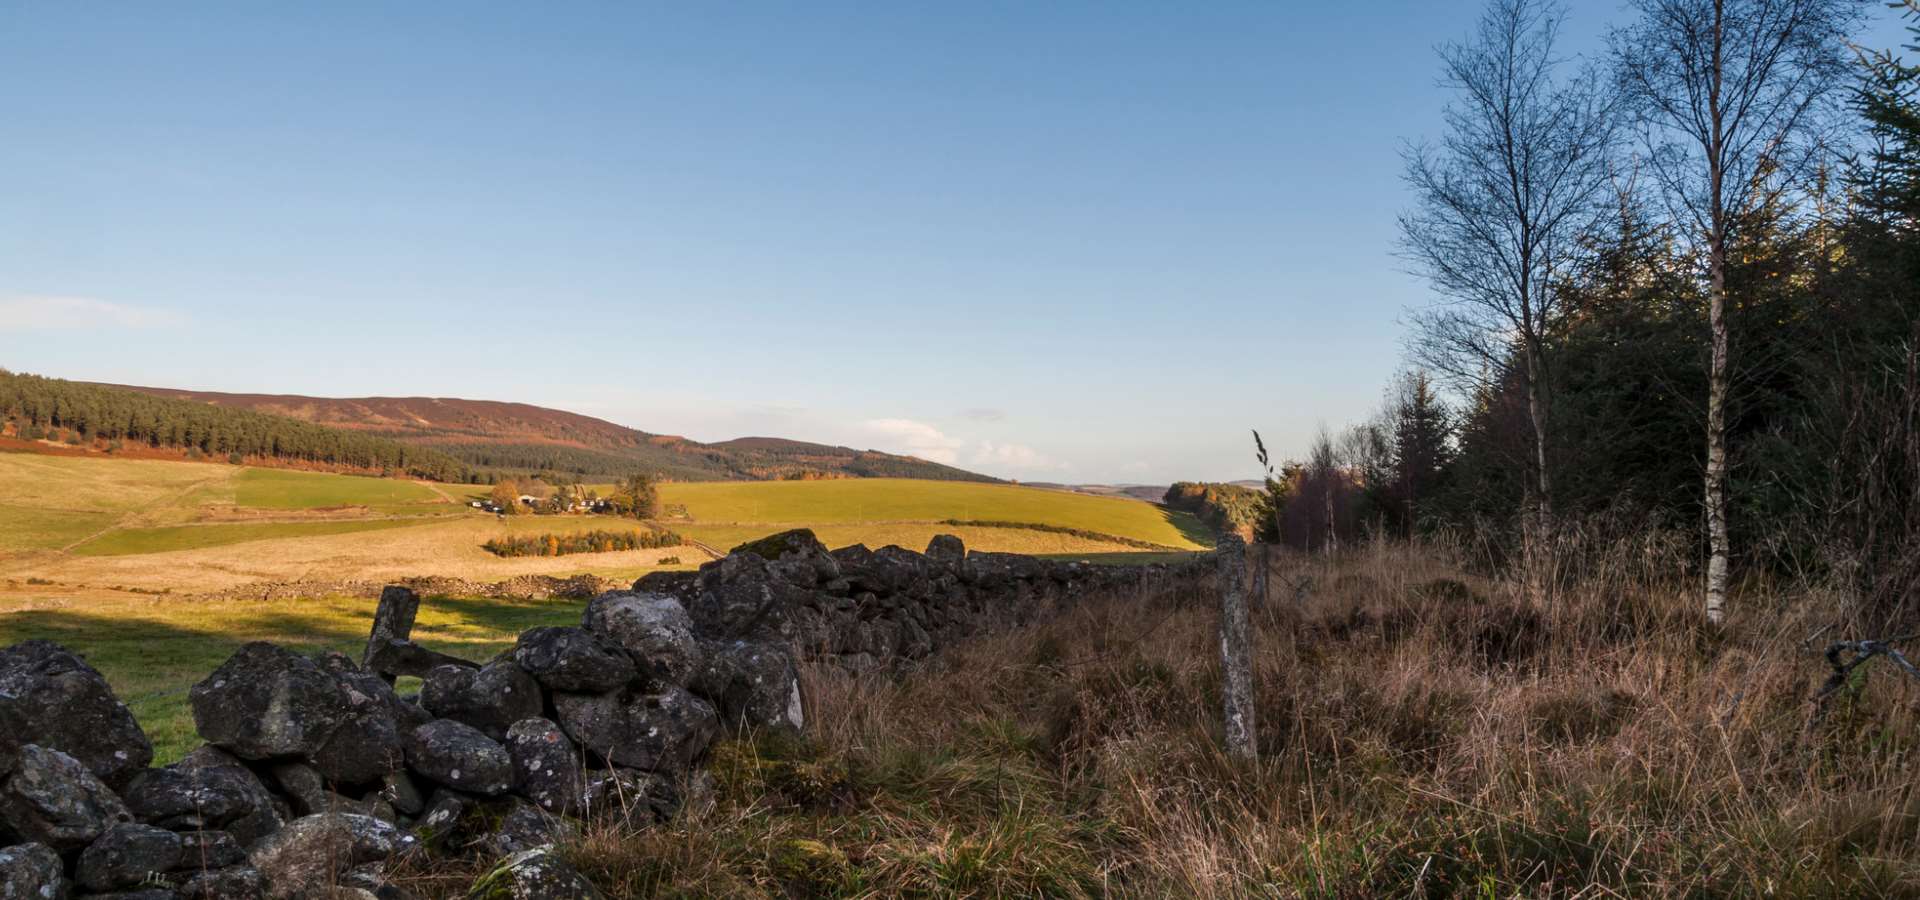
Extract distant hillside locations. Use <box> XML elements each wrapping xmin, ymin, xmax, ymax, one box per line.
<box><xmin>1</xmin><ymin>372</ymin><xmax>472</xmax><ymax>481</ymax></box>
<box><xmin>1027</xmin><ymin>483</ymin><xmax>1170</xmax><ymax>502</ymax></box>
<box><xmin>112</xmin><ymin>384</ymin><xmax>999</xmax><ymax>483</ymax></box>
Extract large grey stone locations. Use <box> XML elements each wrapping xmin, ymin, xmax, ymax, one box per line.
<box><xmin>190</xmin><ymin>643</ymin><xmax>351</xmax><ymax>761</ymax></box>
<box><xmin>419</xmin><ymin>659</ymin><xmax>542</xmax><ymax>742</ymax></box>
<box><xmin>309</xmin><ymin>655</ymin><xmax>412</xmax><ymax>785</ymax></box>
<box><xmin>506</xmin><ymin>718</ymin><xmax>584</xmax><ymax>815</ymax></box>
<box><xmin>0</xmin><ymin>842</ymin><xmax>66</xmax><ymax>900</ymax></box>
<box><xmin>247</xmin><ymin>813</ymin><xmax>416</xmax><ymax>900</ymax></box>
<box><xmin>925</xmin><ymin>534</ymin><xmax>966</xmax><ymax>566</ymax></box>
<box><xmin>131</xmin><ymin>747</ymin><xmax>283</xmax><ymax>847</ymax></box>
<box><xmin>180</xmin><ymin>866</ymin><xmax>267</xmax><ymax>900</ymax></box>
<box><xmin>691</xmin><ymin>640</ymin><xmax>804</xmax><ymax>732</ymax></box>
<box><xmin>685</xmin><ymin>554</ymin><xmax>781</xmax><ymax>639</ymax></box>
<box><xmin>471</xmin><ymin>846</ymin><xmax>604</xmax><ymax>899</ymax></box>
<box><xmin>404</xmin><ymin>719</ymin><xmax>512</xmax><ymax>796</ymax></box>
<box><xmin>0</xmin><ymin>744</ymin><xmax>132</xmax><ymax>850</ymax></box>
<box><xmin>174</xmin><ymin>830</ymin><xmax>246</xmax><ymax>870</ymax></box>
<box><xmin>75</xmin><ymin>823</ymin><xmax>183</xmax><ymax>892</ymax></box>
<box><xmin>552</xmin><ymin>685</ymin><xmax>717</xmax><ymax>773</ymax></box>
<box><xmin>479</xmin><ymin>797</ymin><xmax>575</xmax><ymax>858</ymax></box>
<box><xmin>579</xmin><ymin>768</ymin><xmax>679</xmax><ymax>828</ymax></box>
<box><xmin>0</xmin><ymin>640</ymin><xmax>152</xmax><ymax>789</ymax></box>
<box><xmin>513</xmin><ymin>627</ymin><xmax>636</xmax><ymax>694</ymax></box>
<box><xmin>582</xmin><ymin>592</ymin><xmax>703</xmax><ymax>686</ymax></box>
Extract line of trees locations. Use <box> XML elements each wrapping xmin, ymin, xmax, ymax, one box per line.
<box><xmin>1163</xmin><ymin>481</ymin><xmax>1269</xmax><ymax>539</ymax></box>
<box><xmin>0</xmin><ymin>370</ymin><xmax>474</xmax><ymax>482</ymax></box>
<box><xmin>481</xmin><ymin>528</ymin><xmax>685</xmax><ymax>558</ymax></box>
<box><xmin>1276</xmin><ymin>0</ymin><xmax>1920</xmax><ymax>627</ymax></box>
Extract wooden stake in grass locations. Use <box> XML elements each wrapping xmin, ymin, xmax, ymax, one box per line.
<box><xmin>1217</xmin><ymin>532</ymin><xmax>1256</xmax><ymax>760</ymax></box>
<box><xmin>363</xmin><ymin>584</ymin><xmax>419</xmax><ymax>682</ymax></box>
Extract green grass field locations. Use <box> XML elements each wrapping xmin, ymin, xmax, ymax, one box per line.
<box><xmin>68</xmin><ymin>518</ymin><xmax>442</xmax><ymax>557</ymax></box>
<box><xmin>232</xmin><ymin>467</ymin><xmax>446</xmax><ymax>510</ymax></box>
<box><xmin>654</xmin><ymin>479</ymin><xmax>1210</xmax><ymax>550</ymax></box>
<box><xmin>0</xmin><ymin>592</ymin><xmax>583</xmax><ymax>761</ymax></box>
<box><xmin>0</xmin><ymin>452</ymin><xmax>466</xmax><ymax>558</ymax></box>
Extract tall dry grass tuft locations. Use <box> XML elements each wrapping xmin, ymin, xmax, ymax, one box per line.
<box><xmin>405</xmin><ymin>529</ymin><xmax>1920</xmax><ymax>897</ymax></box>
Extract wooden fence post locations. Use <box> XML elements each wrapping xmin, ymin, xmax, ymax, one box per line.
<box><xmin>1217</xmin><ymin>532</ymin><xmax>1256</xmax><ymax>760</ymax></box>
<box><xmin>364</xmin><ymin>585</ymin><xmax>420</xmax><ymax>681</ymax></box>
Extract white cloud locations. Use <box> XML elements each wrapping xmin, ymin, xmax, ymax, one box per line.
<box><xmin>1120</xmin><ymin>460</ymin><xmax>1152</xmax><ymax>474</ymax></box>
<box><xmin>864</xmin><ymin>418</ymin><xmax>1070</xmax><ymax>473</ymax></box>
<box><xmin>0</xmin><ymin>295</ymin><xmax>184</xmax><ymax>331</ymax></box>
<box><xmin>972</xmin><ymin>440</ymin><xmax>1068</xmax><ymax>472</ymax></box>
<box><xmin>863</xmin><ymin>418</ymin><xmax>964</xmax><ymax>465</ymax></box>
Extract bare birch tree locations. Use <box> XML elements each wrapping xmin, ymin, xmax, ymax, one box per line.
<box><xmin>1307</xmin><ymin>426</ymin><xmax>1341</xmax><ymax>555</ymax></box>
<box><xmin>1611</xmin><ymin>0</ymin><xmax>1857</xmax><ymax>625</ymax></box>
<box><xmin>1399</xmin><ymin>0</ymin><xmax>1617</xmax><ymax>597</ymax></box>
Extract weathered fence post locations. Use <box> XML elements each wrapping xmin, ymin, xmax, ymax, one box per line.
<box><xmin>1217</xmin><ymin>532</ymin><xmax>1256</xmax><ymax>760</ymax></box>
<box><xmin>364</xmin><ymin>585</ymin><xmax>420</xmax><ymax>682</ymax></box>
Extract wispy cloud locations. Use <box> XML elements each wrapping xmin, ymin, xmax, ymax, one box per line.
<box><xmin>972</xmin><ymin>440</ymin><xmax>1067</xmax><ymax>471</ymax></box>
<box><xmin>863</xmin><ymin>418</ymin><xmax>965</xmax><ymax>465</ymax></box>
<box><xmin>864</xmin><ymin>417</ymin><xmax>1070</xmax><ymax>473</ymax></box>
<box><xmin>0</xmin><ymin>295</ymin><xmax>184</xmax><ymax>331</ymax></box>
<box><xmin>961</xmin><ymin>407</ymin><xmax>1007</xmax><ymax>422</ymax></box>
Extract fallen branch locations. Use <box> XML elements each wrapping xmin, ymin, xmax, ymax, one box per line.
<box><xmin>1807</xmin><ymin>632</ymin><xmax>1920</xmax><ymax>730</ymax></box>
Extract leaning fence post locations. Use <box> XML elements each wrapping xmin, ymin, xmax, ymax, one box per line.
<box><xmin>364</xmin><ymin>585</ymin><xmax>420</xmax><ymax>682</ymax></box>
<box><xmin>1217</xmin><ymin>532</ymin><xmax>1256</xmax><ymax>760</ymax></box>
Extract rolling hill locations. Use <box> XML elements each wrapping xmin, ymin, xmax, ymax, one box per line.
<box><xmin>110</xmin><ymin>384</ymin><xmax>997</xmax><ymax>483</ymax></box>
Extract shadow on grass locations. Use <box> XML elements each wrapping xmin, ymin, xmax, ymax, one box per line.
<box><xmin>1158</xmin><ymin>505</ymin><xmax>1217</xmax><ymax>548</ymax></box>
<box><xmin>0</xmin><ymin>594</ymin><xmax>585</xmax><ymax>762</ymax></box>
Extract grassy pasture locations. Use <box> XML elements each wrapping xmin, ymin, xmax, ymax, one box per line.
<box><xmin>676</xmin><ymin>523</ymin><xmax>1188</xmax><ymax>558</ymax></box>
<box><xmin>68</xmin><ymin>518</ymin><xmax>440</xmax><ymax>557</ymax></box>
<box><xmin>0</xmin><ymin>591</ymin><xmax>583</xmax><ymax>761</ymax></box>
<box><xmin>655</xmin><ymin>479</ymin><xmax>1211</xmax><ymax>550</ymax></box>
<box><xmin>232</xmin><ymin>466</ymin><xmax>446</xmax><ymax>510</ymax></box>
<box><xmin>0</xmin><ymin>505</ymin><xmax>117</xmax><ymax>552</ymax></box>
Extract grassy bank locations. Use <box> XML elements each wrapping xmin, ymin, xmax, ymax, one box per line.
<box><xmin>400</xmin><ymin>538</ymin><xmax>1920</xmax><ymax>897</ymax></box>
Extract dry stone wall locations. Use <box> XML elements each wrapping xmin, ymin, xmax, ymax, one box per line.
<box><xmin>0</xmin><ymin>531</ymin><xmax>1201</xmax><ymax>898</ymax></box>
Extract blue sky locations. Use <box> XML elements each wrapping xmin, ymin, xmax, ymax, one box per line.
<box><xmin>2</xmin><ymin>3</ymin><xmax>1910</xmax><ymax>483</ymax></box>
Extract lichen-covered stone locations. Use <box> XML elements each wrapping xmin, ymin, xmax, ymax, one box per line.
<box><xmin>470</xmin><ymin>846</ymin><xmax>603</xmax><ymax>899</ymax></box>
<box><xmin>75</xmin><ymin>823</ymin><xmax>183</xmax><ymax>892</ymax></box>
<box><xmin>420</xmin><ymin>659</ymin><xmax>542</xmax><ymax>742</ymax></box>
<box><xmin>0</xmin><ymin>744</ymin><xmax>132</xmax><ymax>850</ymax></box>
<box><xmin>691</xmin><ymin>640</ymin><xmax>804</xmax><ymax>732</ymax></box>
<box><xmin>131</xmin><ymin>747</ymin><xmax>283</xmax><ymax>847</ymax></box>
<box><xmin>0</xmin><ymin>842</ymin><xmax>66</xmax><ymax>900</ymax></box>
<box><xmin>583</xmin><ymin>592</ymin><xmax>703</xmax><ymax>685</ymax></box>
<box><xmin>505</xmin><ymin>718</ymin><xmax>584</xmax><ymax>815</ymax></box>
<box><xmin>309</xmin><ymin>655</ymin><xmax>411</xmax><ymax>785</ymax></box>
<box><xmin>513</xmin><ymin>627</ymin><xmax>636</xmax><ymax>694</ymax></box>
<box><xmin>190</xmin><ymin>643</ymin><xmax>350</xmax><ymax>761</ymax></box>
<box><xmin>180</xmin><ymin>865</ymin><xmax>267</xmax><ymax>900</ymax></box>
<box><xmin>405</xmin><ymin>720</ymin><xmax>513</xmax><ymax>796</ymax></box>
<box><xmin>247</xmin><ymin>813</ymin><xmax>416</xmax><ymax>900</ymax></box>
<box><xmin>0</xmin><ymin>640</ymin><xmax>153</xmax><ymax>789</ymax></box>
<box><xmin>552</xmin><ymin>685</ymin><xmax>717</xmax><ymax>773</ymax></box>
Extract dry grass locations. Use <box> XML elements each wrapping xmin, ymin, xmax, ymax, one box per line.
<box><xmin>405</xmin><ymin>532</ymin><xmax>1920</xmax><ymax>898</ymax></box>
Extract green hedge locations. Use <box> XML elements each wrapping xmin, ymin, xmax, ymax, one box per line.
<box><xmin>482</xmin><ymin>528</ymin><xmax>684</xmax><ymax>558</ymax></box>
